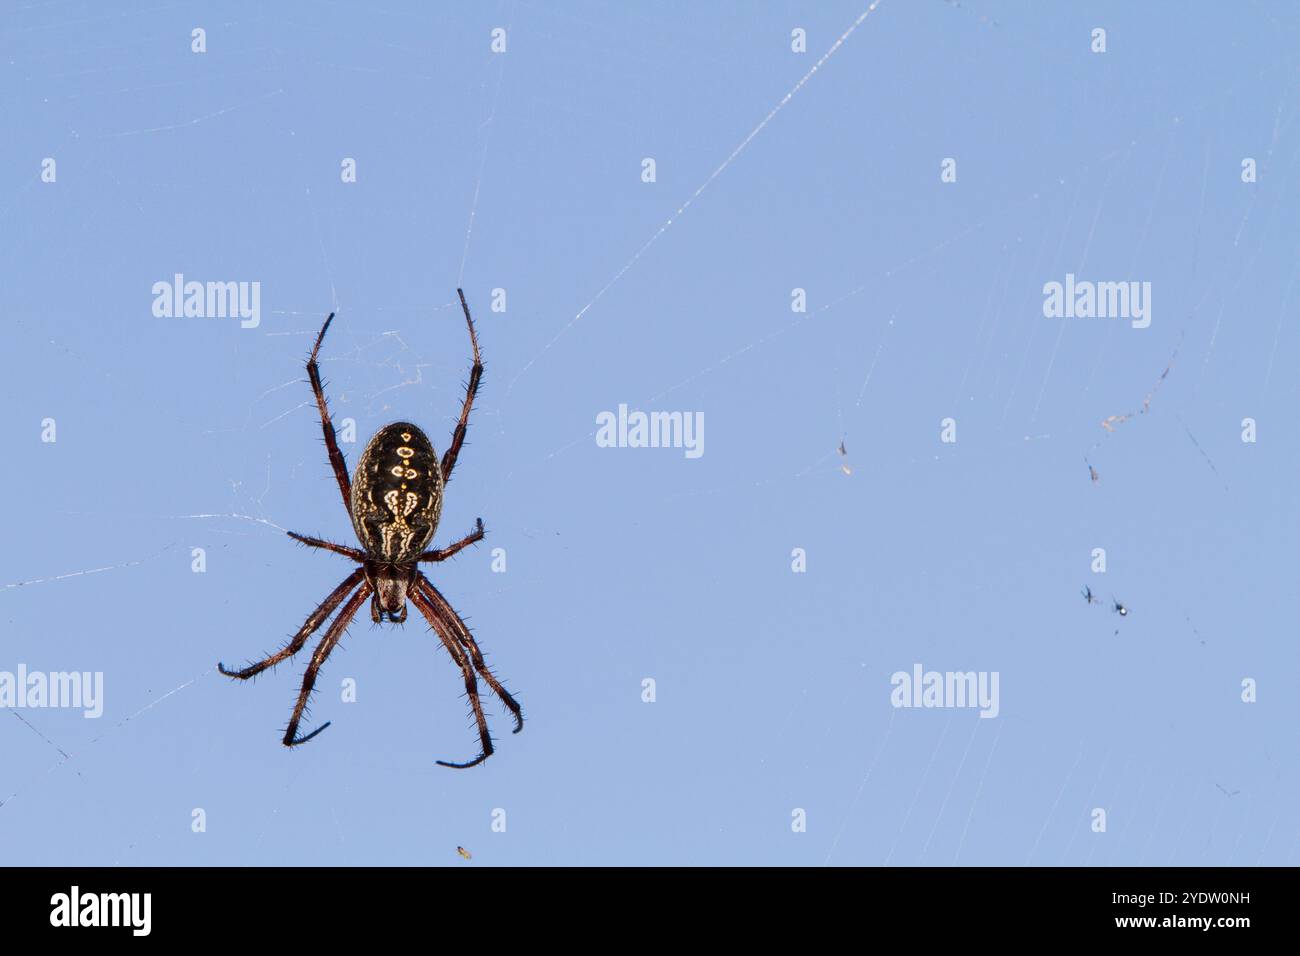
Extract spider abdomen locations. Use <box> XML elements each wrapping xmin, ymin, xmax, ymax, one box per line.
<box><xmin>350</xmin><ymin>422</ymin><xmax>443</xmax><ymax>562</ymax></box>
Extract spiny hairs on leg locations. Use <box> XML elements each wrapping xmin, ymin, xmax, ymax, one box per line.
<box><xmin>418</xmin><ymin>517</ymin><xmax>486</xmax><ymax>563</ymax></box>
<box><xmin>408</xmin><ymin>586</ymin><xmax>495</xmax><ymax>768</ymax></box>
<box><xmin>306</xmin><ymin>309</ymin><xmax>353</xmax><ymax>512</ymax></box>
<box><xmin>284</xmin><ymin>720</ymin><xmax>332</xmax><ymax>746</ymax></box>
<box><xmin>287</xmin><ymin>531</ymin><xmax>366</xmax><ymax>561</ymax></box>
<box><xmin>440</xmin><ymin>289</ymin><xmax>484</xmax><ymax>484</ymax></box>
<box><xmin>418</xmin><ymin>575</ymin><xmax>524</xmax><ymax>734</ymax></box>
<box><xmin>217</xmin><ymin>569</ymin><xmax>366</xmax><ymax>680</ymax></box>
<box><xmin>282</xmin><ymin>583</ymin><xmax>370</xmax><ymax>746</ymax></box>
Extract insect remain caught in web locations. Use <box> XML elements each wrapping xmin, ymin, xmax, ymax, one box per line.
<box><xmin>217</xmin><ymin>290</ymin><xmax>523</xmax><ymax>768</ymax></box>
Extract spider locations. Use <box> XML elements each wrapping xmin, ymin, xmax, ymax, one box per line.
<box><xmin>217</xmin><ymin>290</ymin><xmax>522</xmax><ymax>768</ymax></box>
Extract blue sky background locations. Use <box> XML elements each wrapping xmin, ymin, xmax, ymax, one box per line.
<box><xmin>2</xmin><ymin>1</ymin><xmax>1298</xmax><ymax>866</ymax></box>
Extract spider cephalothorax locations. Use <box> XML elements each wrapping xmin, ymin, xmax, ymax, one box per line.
<box><xmin>367</xmin><ymin>560</ymin><xmax>418</xmax><ymax>624</ymax></box>
<box><xmin>217</xmin><ymin>290</ymin><xmax>523</xmax><ymax>768</ymax></box>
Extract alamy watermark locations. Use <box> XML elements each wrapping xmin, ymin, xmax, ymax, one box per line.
<box><xmin>1042</xmin><ymin>273</ymin><xmax>1150</xmax><ymax>328</ymax></box>
<box><xmin>0</xmin><ymin>665</ymin><xmax>103</xmax><ymax>718</ymax></box>
<box><xmin>152</xmin><ymin>273</ymin><xmax>261</xmax><ymax>328</ymax></box>
<box><xmin>890</xmin><ymin>663</ymin><xmax>999</xmax><ymax>718</ymax></box>
<box><xmin>595</xmin><ymin>404</ymin><xmax>704</xmax><ymax>459</ymax></box>
<box><xmin>50</xmin><ymin>886</ymin><xmax>150</xmax><ymax>936</ymax></box>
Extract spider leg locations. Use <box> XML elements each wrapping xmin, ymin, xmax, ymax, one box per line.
<box><xmin>439</xmin><ymin>289</ymin><xmax>483</xmax><ymax>483</ymax></box>
<box><xmin>417</xmin><ymin>574</ymin><xmax>523</xmax><ymax>735</ymax></box>
<box><xmin>288</xmin><ymin>531</ymin><xmax>366</xmax><ymax>561</ymax></box>
<box><xmin>217</xmin><ymin>568</ymin><xmax>365</xmax><ymax>679</ymax></box>
<box><xmin>409</xmin><ymin>586</ymin><xmax>494</xmax><ymax>768</ymax></box>
<box><xmin>284</xmin><ymin>581</ymin><xmax>372</xmax><ymax>746</ymax></box>
<box><xmin>307</xmin><ymin>311</ymin><xmax>354</xmax><ymax>513</ymax></box>
<box><xmin>417</xmin><ymin>518</ymin><xmax>485</xmax><ymax>563</ymax></box>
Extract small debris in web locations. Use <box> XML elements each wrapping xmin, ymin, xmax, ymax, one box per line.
<box><xmin>837</xmin><ymin>440</ymin><xmax>851</xmax><ymax>476</ymax></box>
<box><xmin>1087</xmin><ymin>460</ymin><xmax>1100</xmax><ymax>484</ymax></box>
<box><xmin>1081</xmin><ymin>586</ymin><xmax>1098</xmax><ymax>605</ymax></box>
<box><xmin>1099</xmin><ymin>335</ymin><xmax>1183</xmax><ymax>434</ymax></box>
<box><xmin>1111</xmin><ymin>597</ymin><xmax>1129</xmax><ymax>635</ymax></box>
<box><xmin>1214</xmin><ymin>783</ymin><xmax>1240</xmax><ymax>797</ymax></box>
